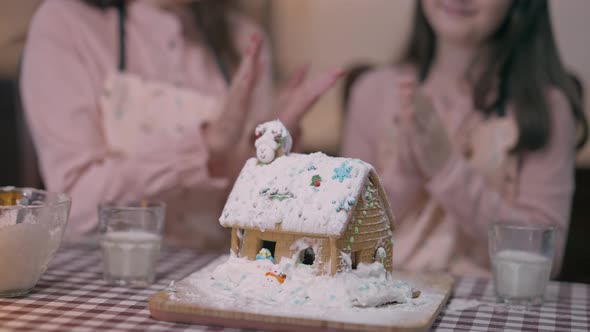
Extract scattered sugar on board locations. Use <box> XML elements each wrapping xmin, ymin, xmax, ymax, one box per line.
<box><xmin>444</xmin><ymin>299</ymin><xmax>483</xmax><ymax>312</ymax></box>
<box><xmin>169</xmin><ymin>256</ymin><xmax>445</xmax><ymax>326</ymax></box>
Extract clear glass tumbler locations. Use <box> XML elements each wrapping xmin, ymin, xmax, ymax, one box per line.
<box><xmin>98</xmin><ymin>201</ymin><xmax>166</xmax><ymax>287</ymax></box>
<box><xmin>489</xmin><ymin>223</ymin><xmax>556</xmax><ymax>306</ymax></box>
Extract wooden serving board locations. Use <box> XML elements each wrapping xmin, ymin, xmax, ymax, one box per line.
<box><xmin>149</xmin><ymin>258</ymin><xmax>454</xmax><ymax>332</ymax></box>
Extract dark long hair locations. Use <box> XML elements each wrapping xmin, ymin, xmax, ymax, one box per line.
<box><xmin>402</xmin><ymin>0</ymin><xmax>587</xmax><ymax>151</ymax></box>
<box><xmin>82</xmin><ymin>0</ymin><xmax>239</xmax><ymax>72</ymax></box>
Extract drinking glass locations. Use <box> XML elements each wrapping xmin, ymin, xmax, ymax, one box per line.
<box><xmin>489</xmin><ymin>223</ymin><xmax>556</xmax><ymax>306</ymax></box>
<box><xmin>98</xmin><ymin>201</ymin><xmax>166</xmax><ymax>287</ymax></box>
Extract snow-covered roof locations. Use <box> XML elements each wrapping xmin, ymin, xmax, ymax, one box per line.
<box><xmin>219</xmin><ymin>152</ymin><xmax>387</xmax><ymax>236</ymax></box>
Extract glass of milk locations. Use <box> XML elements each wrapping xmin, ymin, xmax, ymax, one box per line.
<box><xmin>98</xmin><ymin>201</ymin><xmax>166</xmax><ymax>287</ymax></box>
<box><xmin>489</xmin><ymin>223</ymin><xmax>556</xmax><ymax>306</ymax></box>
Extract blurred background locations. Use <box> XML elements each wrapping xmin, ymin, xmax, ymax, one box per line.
<box><xmin>1</xmin><ymin>0</ymin><xmax>588</xmax><ymax>282</ymax></box>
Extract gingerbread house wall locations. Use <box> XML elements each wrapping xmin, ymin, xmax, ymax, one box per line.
<box><xmin>231</xmin><ymin>228</ymin><xmax>332</xmax><ymax>274</ymax></box>
<box><xmin>336</xmin><ymin>177</ymin><xmax>394</xmax><ymax>272</ymax></box>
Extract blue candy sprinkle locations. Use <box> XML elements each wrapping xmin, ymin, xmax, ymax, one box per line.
<box><xmin>332</xmin><ymin>162</ymin><xmax>353</xmax><ymax>183</ymax></box>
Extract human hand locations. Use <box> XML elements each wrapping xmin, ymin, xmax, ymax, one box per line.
<box><xmin>408</xmin><ymin>90</ymin><xmax>452</xmax><ymax>179</ymax></box>
<box><xmin>387</xmin><ymin>75</ymin><xmax>422</xmax><ymax>174</ymax></box>
<box><xmin>203</xmin><ymin>34</ymin><xmax>263</xmax><ymax>162</ymax></box>
<box><xmin>275</xmin><ymin>65</ymin><xmax>344</xmax><ymax>143</ymax></box>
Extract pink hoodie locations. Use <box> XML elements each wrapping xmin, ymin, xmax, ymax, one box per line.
<box><xmin>21</xmin><ymin>0</ymin><xmax>272</xmax><ymax>249</ymax></box>
<box><xmin>342</xmin><ymin>67</ymin><xmax>576</xmax><ymax>276</ymax></box>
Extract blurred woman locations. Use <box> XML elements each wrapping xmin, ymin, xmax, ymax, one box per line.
<box><xmin>21</xmin><ymin>0</ymin><xmax>340</xmax><ymax>249</ymax></box>
<box><xmin>343</xmin><ymin>0</ymin><xmax>587</xmax><ymax>275</ymax></box>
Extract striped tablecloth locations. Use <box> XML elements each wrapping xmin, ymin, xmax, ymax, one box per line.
<box><xmin>0</xmin><ymin>244</ymin><xmax>587</xmax><ymax>331</ymax></box>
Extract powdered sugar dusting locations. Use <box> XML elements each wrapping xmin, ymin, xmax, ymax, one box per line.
<box><xmin>220</xmin><ymin>153</ymin><xmax>373</xmax><ymax>236</ymax></box>
<box><xmin>167</xmin><ymin>256</ymin><xmax>448</xmax><ymax>326</ymax></box>
<box><xmin>444</xmin><ymin>299</ymin><xmax>483</xmax><ymax>312</ymax></box>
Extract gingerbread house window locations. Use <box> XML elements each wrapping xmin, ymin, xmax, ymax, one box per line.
<box><xmin>299</xmin><ymin>247</ymin><xmax>315</xmax><ymax>265</ymax></box>
<box><xmin>351</xmin><ymin>251</ymin><xmax>360</xmax><ymax>269</ymax></box>
<box><xmin>261</xmin><ymin>240</ymin><xmax>276</xmax><ymax>258</ymax></box>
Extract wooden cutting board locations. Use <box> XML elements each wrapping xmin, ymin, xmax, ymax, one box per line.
<box><xmin>149</xmin><ymin>258</ymin><xmax>454</xmax><ymax>332</ymax></box>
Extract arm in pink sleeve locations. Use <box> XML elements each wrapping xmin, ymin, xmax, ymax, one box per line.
<box><xmin>341</xmin><ymin>69</ymin><xmax>425</xmax><ymax>220</ymax></box>
<box><xmin>20</xmin><ymin>8</ymin><xmax>224</xmax><ymax>236</ymax></box>
<box><xmin>231</xmin><ymin>13</ymin><xmax>274</xmax><ymax>129</ymax></box>
<box><xmin>426</xmin><ymin>90</ymin><xmax>576</xmax><ymax>259</ymax></box>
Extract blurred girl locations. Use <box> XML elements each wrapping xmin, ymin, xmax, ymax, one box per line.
<box><xmin>21</xmin><ymin>0</ymin><xmax>340</xmax><ymax>249</ymax></box>
<box><xmin>343</xmin><ymin>0</ymin><xmax>587</xmax><ymax>275</ymax></box>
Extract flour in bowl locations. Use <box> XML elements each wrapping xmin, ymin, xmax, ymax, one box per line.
<box><xmin>0</xmin><ymin>223</ymin><xmax>60</xmax><ymax>294</ymax></box>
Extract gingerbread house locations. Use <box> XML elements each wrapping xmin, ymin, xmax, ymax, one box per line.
<box><xmin>219</xmin><ymin>121</ymin><xmax>395</xmax><ymax>276</ymax></box>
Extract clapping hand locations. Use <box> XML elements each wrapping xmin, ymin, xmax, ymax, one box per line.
<box><xmin>203</xmin><ymin>35</ymin><xmax>264</xmax><ymax>163</ymax></box>
<box><xmin>396</xmin><ymin>78</ymin><xmax>452</xmax><ymax>179</ymax></box>
<box><xmin>274</xmin><ymin>64</ymin><xmax>343</xmax><ymax>142</ymax></box>
<box><xmin>204</xmin><ymin>34</ymin><xmax>342</xmax><ymax>178</ymax></box>
<box><xmin>410</xmin><ymin>90</ymin><xmax>452</xmax><ymax>178</ymax></box>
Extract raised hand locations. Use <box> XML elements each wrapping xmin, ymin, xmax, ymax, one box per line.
<box><xmin>276</xmin><ymin>66</ymin><xmax>344</xmax><ymax>139</ymax></box>
<box><xmin>205</xmin><ymin>35</ymin><xmax>343</xmax><ymax>179</ymax></box>
<box><xmin>389</xmin><ymin>75</ymin><xmax>422</xmax><ymax>174</ymax></box>
<box><xmin>203</xmin><ymin>34</ymin><xmax>263</xmax><ymax>162</ymax></box>
<box><xmin>409</xmin><ymin>90</ymin><xmax>452</xmax><ymax>178</ymax></box>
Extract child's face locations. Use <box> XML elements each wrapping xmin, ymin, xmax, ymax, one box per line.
<box><xmin>422</xmin><ymin>0</ymin><xmax>512</xmax><ymax>47</ymax></box>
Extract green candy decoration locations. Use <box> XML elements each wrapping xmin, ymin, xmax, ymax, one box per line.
<box><xmin>310</xmin><ymin>175</ymin><xmax>323</xmax><ymax>187</ymax></box>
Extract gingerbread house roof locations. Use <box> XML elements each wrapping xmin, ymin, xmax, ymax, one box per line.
<box><xmin>219</xmin><ymin>152</ymin><xmax>394</xmax><ymax>237</ymax></box>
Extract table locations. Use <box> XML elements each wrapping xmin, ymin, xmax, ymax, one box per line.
<box><xmin>433</xmin><ymin>276</ymin><xmax>589</xmax><ymax>332</ymax></box>
<box><xmin>0</xmin><ymin>245</ymin><xmax>588</xmax><ymax>332</ymax></box>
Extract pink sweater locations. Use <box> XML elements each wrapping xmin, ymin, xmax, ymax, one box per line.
<box><xmin>342</xmin><ymin>67</ymin><xmax>576</xmax><ymax>276</ymax></box>
<box><xmin>21</xmin><ymin>0</ymin><xmax>272</xmax><ymax>248</ymax></box>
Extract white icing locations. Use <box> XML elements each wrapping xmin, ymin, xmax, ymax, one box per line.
<box><xmin>341</xmin><ymin>252</ymin><xmax>353</xmax><ymax>273</ymax></box>
<box><xmin>375</xmin><ymin>247</ymin><xmax>387</xmax><ymax>264</ymax></box>
<box><xmin>255</xmin><ymin>141</ymin><xmax>277</xmax><ymax>164</ymax></box>
<box><xmin>170</xmin><ymin>256</ymin><xmax>445</xmax><ymax>326</ymax></box>
<box><xmin>254</xmin><ymin>120</ymin><xmax>292</xmax><ymax>163</ymax></box>
<box><xmin>185</xmin><ymin>255</ymin><xmax>412</xmax><ymax>308</ymax></box>
<box><xmin>220</xmin><ymin>153</ymin><xmax>374</xmax><ymax>236</ymax></box>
